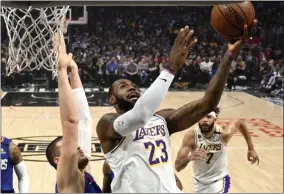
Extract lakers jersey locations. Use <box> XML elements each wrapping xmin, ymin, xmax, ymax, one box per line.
<box><xmin>1</xmin><ymin>136</ymin><xmax>15</xmax><ymax>193</ymax></box>
<box><xmin>104</xmin><ymin>114</ymin><xmax>181</xmax><ymax>193</ymax></box>
<box><xmin>192</xmin><ymin>126</ymin><xmax>228</xmax><ymax>183</ymax></box>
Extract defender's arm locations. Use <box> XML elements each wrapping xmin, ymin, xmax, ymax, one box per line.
<box><xmin>55</xmin><ymin>34</ymin><xmax>84</xmax><ymax>193</ymax></box>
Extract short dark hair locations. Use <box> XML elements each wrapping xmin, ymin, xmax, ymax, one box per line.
<box><xmin>46</xmin><ymin>136</ymin><xmax>62</xmax><ymax>169</ymax></box>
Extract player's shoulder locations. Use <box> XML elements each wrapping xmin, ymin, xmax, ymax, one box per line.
<box><xmin>8</xmin><ymin>141</ymin><xmax>23</xmax><ymax>165</ymax></box>
<box><xmin>181</xmin><ymin>129</ymin><xmax>196</xmax><ymax>148</ymax></box>
<box><xmin>96</xmin><ymin>113</ymin><xmax>120</xmax><ymax>134</ymax></box>
<box><xmin>185</xmin><ymin>128</ymin><xmax>196</xmax><ymax>139</ymax></box>
<box><xmin>222</xmin><ymin>119</ymin><xmax>243</xmax><ymax>133</ymax></box>
<box><xmin>98</xmin><ymin>113</ymin><xmax>120</xmax><ymax>125</ymax></box>
<box><xmin>9</xmin><ymin>141</ymin><xmax>20</xmax><ymax>151</ymax></box>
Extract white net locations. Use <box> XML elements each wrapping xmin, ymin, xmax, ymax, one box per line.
<box><xmin>1</xmin><ymin>5</ymin><xmax>69</xmax><ymax>77</ymax></box>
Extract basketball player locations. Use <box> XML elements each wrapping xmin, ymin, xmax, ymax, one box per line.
<box><xmin>175</xmin><ymin>108</ymin><xmax>260</xmax><ymax>193</ymax></box>
<box><xmin>1</xmin><ymin>136</ymin><xmax>30</xmax><ymax>193</ymax></box>
<box><xmin>45</xmin><ymin>33</ymin><xmax>101</xmax><ymax>193</ymax></box>
<box><xmin>96</xmin><ymin>21</ymin><xmax>257</xmax><ymax>193</ymax></box>
<box><xmin>102</xmin><ymin>160</ymin><xmax>183</xmax><ymax>192</ymax></box>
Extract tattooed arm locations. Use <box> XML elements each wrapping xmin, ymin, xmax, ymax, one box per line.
<box><xmin>158</xmin><ymin>23</ymin><xmax>257</xmax><ymax>134</ymax></box>
<box><xmin>158</xmin><ymin>51</ymin><xmax>233</xmax><ymax>134</ymax></box>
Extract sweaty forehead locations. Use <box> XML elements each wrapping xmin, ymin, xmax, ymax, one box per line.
<box><xmin>113</xmin><ymin>79</ymin><xmax>133</xmax><ymax>88</ymax></box>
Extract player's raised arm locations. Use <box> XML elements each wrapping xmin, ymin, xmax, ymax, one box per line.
<box><xmin>97</xmin><ymin>26</ymin><xmax>197</xmax><ymax>146</ymax></box>
<box><xmin>68</xmin><ymin>58</ymin><xmax>92</xmax><ymax>169</ymax></box>
<box><xmin>221</xmin><ymin>119</ymin><xmax>260</xmax><ymax>164</ymax></box>
<box><xmin>9</xmin><ymin>142</ymin><xmax>30</xmax><ymax>193</ymax></box>
<box><xmin>55</xmin><ymin>33</ymin><xmax>84</xmax><ymax>193</ymax></box>
<box><xmin>158</xmin><ymin>21</ymin><xmax>258</xmax><ymax>134</ymax></box>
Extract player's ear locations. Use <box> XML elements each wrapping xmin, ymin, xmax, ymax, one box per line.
<box><xmin>53</xmin><ymin>157</ymin><xmax>59</xmax><ymax>165</ymax></box>
<box><xmin>109</xmin><ymin>95</ymin><xmax>116</xmax><ymax>106</ymax></box>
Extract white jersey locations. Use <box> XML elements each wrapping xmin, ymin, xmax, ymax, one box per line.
<box><xmin>104</xmin><ymin>114</ymin><xmax>181</xmax><ymax>193</ymax></box>
<box><xmin>192</xmin><ymin>126</ymin><xmax>228</xmax><ymax>183</ymax></box>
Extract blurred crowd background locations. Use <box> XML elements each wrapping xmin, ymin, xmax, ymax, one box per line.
<box><xmin>1</xmin><ymin>2</ymin><xmax>283</xmax><ymax>97</ymax></box>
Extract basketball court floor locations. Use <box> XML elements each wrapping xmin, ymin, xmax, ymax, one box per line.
<box><xmin>2</xmin><ymin>91</ymin><xmax>283</xmax><ymax>193</ymax></box>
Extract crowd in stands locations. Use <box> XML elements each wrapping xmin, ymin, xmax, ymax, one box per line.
<box><xmin>1</xmin><ymin>2</ymin><xmax>283</xmax><ymax>97</ymax></box>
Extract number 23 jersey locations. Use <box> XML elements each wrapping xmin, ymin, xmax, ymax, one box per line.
<box><xmin>192</xmin><ymin>127</ymin><xmax>228</xmax><ymax>183</ymax></box>
<box><xmin>104</xmin><ymin>114</ymin><xmax>181</xmax><ymax>193</ymax></box>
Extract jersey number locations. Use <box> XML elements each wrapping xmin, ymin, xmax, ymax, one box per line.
<box><xmin>1</xmin><ymin>159</ymin><xmax>8</xmax><ymax>170</ymax></box>
<box><xmin>206</xmin><ymin>153</ymin><xmax>214</xmax><ymax>164</ymax></box>
<box><xmin>144</xmin><ymin>140</ymin><xmax>168</xmax><ymax>166</ymax></box>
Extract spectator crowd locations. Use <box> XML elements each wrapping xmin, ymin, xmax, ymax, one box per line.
<box><xmin>1</xmin><ymin>2</ymin><xmax>284</xmax><ymax>97</ymax></box>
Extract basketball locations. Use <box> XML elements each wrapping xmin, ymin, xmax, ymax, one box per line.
<box><xmin>211</xmin><ymin>1</ymin><xmax>255</xmax><ymax>39</ymax></box>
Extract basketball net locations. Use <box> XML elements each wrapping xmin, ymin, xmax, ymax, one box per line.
<box><xmin>1</xmin><ymin>5</ymin><xmax>69</xmax><ymax>78</ymax></box>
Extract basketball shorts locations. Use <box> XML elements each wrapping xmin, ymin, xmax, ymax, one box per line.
<box><xmin>193</xmin><ymin>175</ymin><xmax>231</xmax><ymax>193</ymax></box>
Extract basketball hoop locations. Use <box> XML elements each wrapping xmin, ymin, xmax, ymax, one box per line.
<box><xmin>1</xmin><ymin>5</ymin><xmax>69</xmax><ymax>78</ymax></box>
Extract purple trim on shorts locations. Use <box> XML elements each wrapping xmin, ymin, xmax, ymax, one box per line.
<box><xmin>224</xmin><ymin>175</ymin><xmax>231</xmax><ymax>193</ymax></box>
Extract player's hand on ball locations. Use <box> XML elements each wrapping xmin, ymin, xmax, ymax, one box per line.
<box><xmin>168</xmin><ymin>26</ymin><xmax>198</xmax><ymax>73</ymax></box>
<box><xmin>228</xmin><ymin>19</ymin><xmax>257</xmax><ymax>58</ymax></box>
<box><xmin>247</xmin><ymin>149</ymin><xmax>259</xmax><ymax>165</ymax></box>
<box><xmin>189</xmin><ymin>149</ymin><xmax>207</xmax><ymax>161</ymax></box>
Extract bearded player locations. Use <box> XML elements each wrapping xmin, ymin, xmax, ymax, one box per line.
<box><xmin>96</xmin><ymin>21</ymin><xmax>257</xmax><ymax>193</ymax></box>
<box><xmin>45</xmin><ymin>34</ymin><xmax>101</xmax><ymax>193</ymax></box>
<box><xmin>175</xmin><ymin>108</ymin><xmax>259</xmax><ymax>193</ymax></box>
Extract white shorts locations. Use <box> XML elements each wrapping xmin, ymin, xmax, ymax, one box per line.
<box><xmin>193</xmin><ymin>175</ymin><xmax>231</xmax><ymax>193</ymax></box>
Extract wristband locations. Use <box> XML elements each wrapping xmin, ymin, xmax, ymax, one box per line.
<box><xmin>160</xmin><ymin>69</ymin><xmax>175</xmax><ymax>80</ymax></box>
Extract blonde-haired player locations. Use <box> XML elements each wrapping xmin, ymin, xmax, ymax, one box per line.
<box><xmin>175</xmin><ymin>108</ymin><xmax>260</xmax><ymax>193</ymax></box>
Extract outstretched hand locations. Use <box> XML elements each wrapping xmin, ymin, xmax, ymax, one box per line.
<box><xmin>228</xmin><ymin>19</ymin><xmax>257</xmax><ymax>58</ymax></box>
<box><xmin>168</xmin><ymin>26</ymin><xmax>198</xmax><ymax>73</ymax></box>
<box><xmin>53</xmin><ymin>33</ymin><xmax>77</xmax><ymax>71</ymax></box>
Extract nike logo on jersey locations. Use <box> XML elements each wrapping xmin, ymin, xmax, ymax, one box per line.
<box><xmin>159</xmin><ymin>78</ymin><xmax>167</xmax><ymax>82</ymax></box>
<box><xmin>117</xmin><ymin>121</ymin><xmax>124</xmax><ymax>125</ymax></box>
